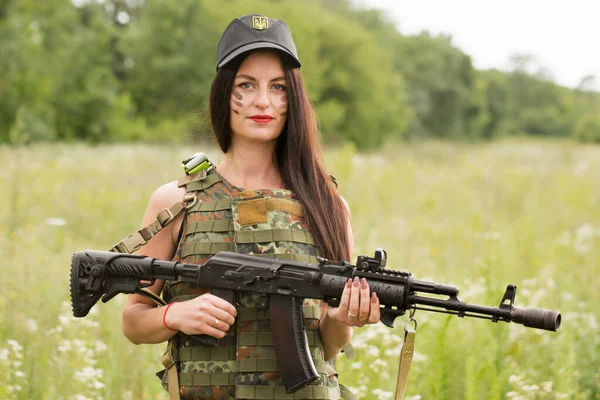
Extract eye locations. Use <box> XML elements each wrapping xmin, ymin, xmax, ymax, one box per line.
<box><xmin>272</xmin><ymin>84</ymin><xmax>286</xmax><ymax>91</ymax></box>
<box><xmin>238</xmin><ymin>82</ymin><xmax>253</xmax><ymax>89</ymax></box>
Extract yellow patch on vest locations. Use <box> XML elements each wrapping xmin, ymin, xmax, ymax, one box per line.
<box><xmin>266</xmin><ymin>198</ymin><xmax>304</xmax><ymax>217</ymax></box>
<box><xmin>237</xmin><ymin>198</ymin><xmax>268</xmax><ymax>225</ymax></box>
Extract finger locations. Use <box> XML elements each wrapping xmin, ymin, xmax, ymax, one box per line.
<box><xmin>348</xmin><ymin>276</ymin><xmax>360</xmax><ymax>318</ymax></box>
<box><xmin>358</xmin><ymin>278</ymin><xmax>371</xmax><ymax>323</ymax></box>
<box><xmin>206</xmin><ymin>294</ymin><xmax>238</xmax><ymax>317</ymax></box>
<box><xmin>202</xmin><ymin>323</ymin><xmax>227</xmax><ymax>339</ymax></box>
<box><xmin>209</xmin><ymin>306</ymin><xmax>236</xmax><ymax>326</ymax></box>
<box><xmin>206</xmin><ymin>314</ymin><xmax>231</xmax><ymax>332</ymax></box>
<box><xmin>368</xmin><ymin>292</ymin><xmax>381</xmax><ymax>324</ymax></box>
<box><xmin>337</xmin><ymin>279</ymin><xmax>353</xmax><ymax>312</ymax></box>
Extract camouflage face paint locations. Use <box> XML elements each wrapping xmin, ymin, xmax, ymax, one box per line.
<box><xmin>279</xmin><ymin>94</ymin><xmax>287</xmax><ymax>117</ymax></box>
<box><xmin>231</xmin><ymin>89</ymin><xmax>244</xmax><ymax>113</ymax></box>
<box><xmin>232</xmin><ymin>89</ymin><xmax>243</xmax><ymax>100</ymax></box>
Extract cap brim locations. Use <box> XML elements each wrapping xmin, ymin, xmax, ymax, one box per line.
<box><xmin>217</xmin><ymin>42</ymin><xmax>301</xmax><ymax>69</ymax></box>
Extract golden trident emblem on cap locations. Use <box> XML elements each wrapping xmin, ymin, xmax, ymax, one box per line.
<box><xmin>252</xmin><ymin>16</ymin><xmax>269</xmax><ymax>30</ymax></box>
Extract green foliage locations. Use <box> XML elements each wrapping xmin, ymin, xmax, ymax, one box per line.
<box><xmin>0</xmin><ymin>0</ymin><xmax>599</xmax><ymax>146</ymax></box>
<box><xmin>573</xmin><ymin>113</ymin><xmax>600</xmax><ymax>143</ymax></box>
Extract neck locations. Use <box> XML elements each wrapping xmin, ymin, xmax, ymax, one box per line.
<box><xmin>217</xmin><ymin>140</ymin><xmax>283</xmax><ymax>190</ymax></box>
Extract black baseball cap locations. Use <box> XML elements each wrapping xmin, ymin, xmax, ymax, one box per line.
<box><xmin>216</xmin><ymin>14</ymin><xmax>301</xmax><ymax>70</ymax></box>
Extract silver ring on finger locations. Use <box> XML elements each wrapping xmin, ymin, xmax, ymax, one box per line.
<box><xmin>347</xmin><ymin>311</ymin><xmax>357</xmax><ymax>318</ymax></box>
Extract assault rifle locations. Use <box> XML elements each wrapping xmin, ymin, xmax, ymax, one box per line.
<box><xmin>70</xmin><ymin>249</ymin><xmax>561</xmax><ymax>393</ymax></box>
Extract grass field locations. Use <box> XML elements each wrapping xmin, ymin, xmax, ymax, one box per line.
<box><xmin>0</xmin><ymin>138</ymin><xmax>598</xmax><ymax>399</ymax></box>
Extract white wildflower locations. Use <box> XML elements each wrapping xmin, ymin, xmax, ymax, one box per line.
<box><xmin>574</xmin><ymin>223</ymin><xmax>594</xmax><ymax>253</ymax></box>
<box><xmin>15</xmin><ymin>371</ymin><xmax>26</xmax><ymax>378</ymax></box>
<box><xmin>562</xmin><ymin>292</ymin><xmax>574</xmax><ymax>301</ymax></box>
<box><xmin>26</xmin><ymin>318</ymin><xmax>39</xmax><ymax>332</ymax></box>
<box><xmin>366</xmin><ymin>345</ymin><xmax>380</xmax><ymax>357</ymax></box>
<box><xmin>481</xmin><ymin>231</ymin><xmax>500</xmax><ymax>240</ymax></box>
<box><xmin>74</xmin><ymin>366</ymin><xmax>103</xmax><ymax>382</ymax></box>
<box><xmin>0</xmin><ymin>348</ymin><xmax>9</xmax><ymax>361</ymax></box>
<box><xmin>372</xmin><ymin>388</ymin><xmax>394</xmax><ymax>399</ymax></box>
<box><xmin>522</xmin><ymin>384</ymin><xmax>539</xmax><ymax>392</ymax></box>
<box><xmin>350</xmin><ymin>361</ymin><xmax>362</xmax><ymax>369</ymax></box>
<box><xmin>540</xmin><ymin>381</ymin><xmax>553</xmax><ymax>392</ymax></box>
<box><xmin>94</xmin><ymin>340</ymin><xmax>108</xmax><ymax>352</ymax></box>
<box><xmin>405</xmin><ymin>395</ymin><xmax>422</xmax><ymax>400</ymax></box>
<box><xmin>372</xmin><ymin>359</ymin><xmax>387</xmax><ymax>369</ymax></box>
<box><xmin>554</xmin><ymin>232</ymin><xmax>571</xmax><ymax>247</ymax></box>
<box><xmin>522</xmin><ymin>278</ymin><xmax>537</xmax><ymax>287</ymax></box>
<box><xmin>508</xmin><ymin>374</ymin><xmax>522</xmax><ymax>384</ymax></box>
<box><xmin>7</xmin><ymin>339</ymin><xmax>23</xmax><ymax>353</ymax></box>
<box><xmin>58</xmin><ymin>340</ymin><xmax>72</xmax><ymax>352</ymax></box>
<box><xmin>71</xmin><ymin>395</ymin><xmax>94</xmax><ymax>400</ymax></box>
<box><xmin>45</xmin><ymin>217</ymin><xmax>67</xmax><ymax>226</ymax></box>
<box><xmin>59</xmin><ymin>314</ymin><xmax>72</xmax><ymax>326</ymax></box>
<box><xmin>7</xmin><ymin>385</ymin><xmax>23</xmax><ymax>393</ymax></box>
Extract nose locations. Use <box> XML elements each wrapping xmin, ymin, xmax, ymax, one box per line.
<box><xmin>254</xmin><ymin>87</ymin><xmax>270</xmax><ymax>110</ymax></box>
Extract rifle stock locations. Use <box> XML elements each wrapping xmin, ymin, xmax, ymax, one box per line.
<box><xmin>70</xmin><ymin>249</ymin><xmax>561</xmax><ymax>393</ymax></box>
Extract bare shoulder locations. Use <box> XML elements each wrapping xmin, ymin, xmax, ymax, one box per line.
<box><xmin>148</xmin><ymin>180</ymin><xmax>186</xmax><ymax>211</ymax></box>
<box><xmin>139</xmin><ymin>180</ymin><xmax>187</xmax><ymax>257</ymax></box>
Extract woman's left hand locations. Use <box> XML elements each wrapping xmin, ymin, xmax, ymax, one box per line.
<box><xmin>326</xmin><ymin>276</ymin><xmax>381</xmax><ymax>327</ymax></box>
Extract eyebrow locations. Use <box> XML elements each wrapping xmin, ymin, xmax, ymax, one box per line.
<box><xmin>235</xmin><ymin>74</ymin><xmax>286</xmax><ymax>83</ymax></box>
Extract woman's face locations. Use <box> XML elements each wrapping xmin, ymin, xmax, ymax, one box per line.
<box><xmin>229</xmin><ymin>50</ymin><xmax>288</xmax><ymax>146</ymax></box>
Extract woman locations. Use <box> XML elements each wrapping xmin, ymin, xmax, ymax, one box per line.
<box><xmin>122</xmin><ymin>14</ymin><xmax>381</xmax><ymax>400</ymax></box>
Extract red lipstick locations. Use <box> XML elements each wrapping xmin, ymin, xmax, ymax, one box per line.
<box><xmin>249</xmin><ymin>115</ymin><xmax>273</xmax><ymax>123</ymax></box>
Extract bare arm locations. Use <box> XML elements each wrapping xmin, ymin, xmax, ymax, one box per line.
<box><xmin>121</xmin><ymin>181</ymin><xmax>237</xmax><ymax>345</ymax></box>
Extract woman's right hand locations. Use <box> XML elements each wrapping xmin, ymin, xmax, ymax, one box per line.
<box><xmin>164</xmin><ymin>293</ymin><xmax>238</xmax><ymax>339</ymax></box>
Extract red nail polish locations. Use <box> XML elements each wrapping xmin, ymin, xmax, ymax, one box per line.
<box><xmin>360</xmin><ymin>278</ymin><xmax>368</xmax><ymax>289</ymax></box>
<box><xmin>346</xmin><ymin>279</ymin><xmax>352</xmax><ymax>288</ymax></box>
<box><xmin>353</xmin><ymin>277</ymin><xmax>359</xmax><ymax>287</ymax></box>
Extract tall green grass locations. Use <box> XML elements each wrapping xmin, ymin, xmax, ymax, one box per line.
<box><xmin>0</xmin><ymin>139</ymin><xmax>598</xmax><ymax>399</ymax></box>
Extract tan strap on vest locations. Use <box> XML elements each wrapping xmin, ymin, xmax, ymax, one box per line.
<box><xmin>110</xmin><ymin>194</ymin><xmax>195</xmax><ymax>254</ymax></box>
<box><xmin>161</xmin><ymin>339</ymin><xmax>181</xmax><ymax>400</ymax></box>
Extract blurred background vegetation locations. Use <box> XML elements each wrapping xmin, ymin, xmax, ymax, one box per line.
<box><xmin>2</xmin><ymin>0</ymin><xmax>599</xmax><ymax>148</ymax></box>
<box><xmin>1</xmin><ymin>1</ymin><xmax>599</xmax><ymax>399</ymax></box>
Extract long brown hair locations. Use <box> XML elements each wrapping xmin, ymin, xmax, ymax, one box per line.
<box><xmin>209</xmin><ymin>52</ymin><xmax>351</xmax><ymax>262</ymax></box>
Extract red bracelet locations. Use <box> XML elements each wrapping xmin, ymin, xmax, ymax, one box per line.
<box><xmin>162</xmin><ymin>302</ymin><xmax>178</xmax><ymax>331</ymax></box>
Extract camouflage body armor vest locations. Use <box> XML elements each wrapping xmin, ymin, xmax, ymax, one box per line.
<box><xmin>162</xmin><ymin>167</ymin><xmax>342</xmax><ymax>400</ymax></box>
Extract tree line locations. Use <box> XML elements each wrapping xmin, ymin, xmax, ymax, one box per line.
<box><xmin>2</xmin><ymin>0</ymin><xmax>599</xmax><ymax>147</ymax></box>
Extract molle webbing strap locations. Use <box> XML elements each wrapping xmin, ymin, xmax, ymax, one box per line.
<box><xmin>186</xmin><ymin>220</ymin><xmax>234</xmax><ymax>234</ymax></box>
<box><xmin>110</xmin><ymin>200</ymin><xmax>188</xmax><ymax>254</ymax></box>
<box><xmin>182</xmin><ymin>173</ymin><xmax>223</xmax><ymax>192</ymax></box>
<box><xmin>236</xmin><ymin>384</ymin><xmax>330</xmax><ymax>399</ymax></box>
<box><xmin>238</xmin><ymin>332</ymin><xmax>322</xmax><ymax>347</ymax></box>
<box><xmin>236</xmin><ymin>229</ymin><xmax>315</xmax><ymax>245</ymax></box>
<box><xmin>178</xmin><ymin>346</ymin><xmax>236</xmax><ymax>361</ymax></box>
<box><xmin>178</xmin><ymin>362</ymin><xmax>330</xmax><ymax>390</ymax></box>
<box><xmin>238</xmin><ymin>305</ymin><xmax>322</xmax><ymax>321</ymax></box>
<box><xmin>251</xmin><ymin>253</ymin><xmax>319</xmax><ymax>264</ymax></box>
<box><xmin>177</xmin><ymin>169</ymin><xmax>222</xmax><ymax>191</ymax></box>
<box><xmin>187</xmin><ymin>198</ymin><xmax>233</xmax><ymax>213</ymax></box>
<box><xmin>179</xmin><ymin>372</ymin><xmax>236</xmax><ymax>387</ymax></box>
<box><xmin>181</xmin><ymin>241</ymin><xmax>235</xmax><ymax>258</ymax></box>
<box><xmin>178</xmin><ymin>359</ymin><xmax>329</xmax><ymax>374</ymax></box>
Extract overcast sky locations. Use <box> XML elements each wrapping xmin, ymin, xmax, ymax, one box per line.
<box><xmin>355</xmin><ymin>0</ymin><xmax>600</xmax><ymax>90</ymax></box>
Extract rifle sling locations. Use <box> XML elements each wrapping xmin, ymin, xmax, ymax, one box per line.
<box><xmin>394</xmin><ymin>327</ymin><xmax>416</xmax><ymax>400</ymax></box>
<box><xmin>109</xmin><ymin>196</ymin><xmax>194</xmax><ymax>254</ymax></box>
